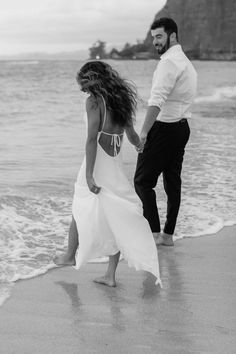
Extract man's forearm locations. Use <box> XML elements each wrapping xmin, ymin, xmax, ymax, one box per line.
<box><xmin>141</xmin><ymin>106</ymin><xmax>160</xmax><ymax>136</ymax></box>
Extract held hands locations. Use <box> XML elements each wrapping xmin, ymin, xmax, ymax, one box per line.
<box><xmin>135</xmin><ymin>132</ymin><xmax>147</xmax><ymax>153</ymax></box>
<box><xmin>86</xmin><ymin>176</ymin><xmax>101</xmax><ymax>194</ymax></box>
<box><xmin>135</xmin><ymin>142</ymin><xmax>144</xmax><ymax>153</ymax></box>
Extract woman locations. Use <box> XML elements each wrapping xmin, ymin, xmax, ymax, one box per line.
<box><xmin>54</xmin><ymin>61</ymin><xmax>161</xmax><ymax>287</ymax></box>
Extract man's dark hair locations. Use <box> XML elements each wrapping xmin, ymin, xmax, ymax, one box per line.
<box><xmin>151</xmin><ymin>17</ymin><xmax>178</xmax><ymax>41</ymax></box>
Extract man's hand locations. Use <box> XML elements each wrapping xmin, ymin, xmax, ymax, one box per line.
<box><xmin>135</xmin><ymin>133</ymin><xmax>146</xmax><ymax>153</ymax></box>
<box><xmin>138</xmin><ymin>106</ymin><xmax>160</xmax><ymax>152</ymax></box>
<box><xmin>140</xmin><ymin>132</ymin><xmax>147</xmax><ymax>147</ymax></box>
<box><xmin>86</xmin><ymin>176</ymin><xmax>101</xmax><ymax>194</ymax></box>
<box><xmin>135</xmin><ymin>133</ymin><xmax>147</xmax><ymax>154</ymax></box>
<box><xmin>135</xmin><ymin>132</ymin><xmax>147</xmax><ymax>153</ymax></box>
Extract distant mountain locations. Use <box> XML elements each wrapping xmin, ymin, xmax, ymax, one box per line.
<box><xmin>144</xmin><ymin>0</ymin><xmax>236</xmax><ymax>60</ymax></box>
<box><xmin>0</xmin><ymin>50</ymin><xmax>88</xmax><ymax>61</ymax></box>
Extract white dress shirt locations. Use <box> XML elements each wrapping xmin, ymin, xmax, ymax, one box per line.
<box><xmin>148</xmin><ymin>44</ymin><xmax>197</xmax><ymax>122</ymax></box>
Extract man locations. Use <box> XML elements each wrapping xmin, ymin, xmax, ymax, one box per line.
<box><xmin>134</xmin><ymin>17</ymin><xmax>197</xmax><ymax>246</ymax></box>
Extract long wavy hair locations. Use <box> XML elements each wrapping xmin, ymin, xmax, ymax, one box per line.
<box><xmin>76</xmin><ymin>61</ymin><xmax>137</xmax><ymax>127</ymax></box>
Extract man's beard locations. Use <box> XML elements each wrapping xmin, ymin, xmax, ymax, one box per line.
<box><xmin>157</xmin><ymin>35</ymin><xmax>170</xmax><ymax>54</ymax></box>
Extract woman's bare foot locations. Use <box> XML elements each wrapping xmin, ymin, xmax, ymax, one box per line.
<box><xmin>93</xmin><ymin>275</ymin><xmax>116</xmax><ymax>287</ymax></box>
<box><xmin>53</xmin><ymin>254</ymin><xmax>76</xmax><ymax>266</ymax></box>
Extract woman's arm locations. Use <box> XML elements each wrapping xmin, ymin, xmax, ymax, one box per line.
<box><xmin>85</xmin><ymin>96</ymin><xmax>101</xmax><ymax>194</ymax></box>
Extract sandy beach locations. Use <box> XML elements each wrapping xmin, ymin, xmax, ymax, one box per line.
<box><xmin>0</xmin><ymin>226</ymin><xmax>236</xmax><ymax>354</ymax></box>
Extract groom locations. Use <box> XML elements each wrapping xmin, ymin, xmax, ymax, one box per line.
<box><xmin>134</xmin><ymin>18</ymin><xmax>197</xmax><ymax>246</ymax></box>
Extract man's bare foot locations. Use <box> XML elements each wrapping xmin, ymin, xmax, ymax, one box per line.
<box><xmin>158</xmin><ymin>233</ymin><xmax>174</xmax><ymax>246</ymax></box>
<box><xmin>153</xmin><ymin>232</ymin><xmax>162</xmax><ymax>245</ymax></box>
<box><xmin>53</xmin><ymin>254</ymin><xmax>76</xmax><ymax>266</ymax></box>
<box><xmin>93</xmin><ymin>276</ymin><xmax>116</xmax><ymax>287</ymax></box>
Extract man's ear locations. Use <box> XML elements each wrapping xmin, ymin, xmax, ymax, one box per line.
<box><xmin>170</xmin><ymin>32</ymin><xmax>177</xmax><ymax>43</ymax></box>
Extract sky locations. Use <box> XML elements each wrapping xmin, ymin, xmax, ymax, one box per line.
<box><xmin>0</xmin><ymin>0</ymin><xmax>166</xmax><ymax>56</ymax></box>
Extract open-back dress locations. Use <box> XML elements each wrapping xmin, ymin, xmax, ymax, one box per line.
<box><xmin>72</xmin><ymin>96</ymin><xmax>161</xmax><ymax>285</ymax></box>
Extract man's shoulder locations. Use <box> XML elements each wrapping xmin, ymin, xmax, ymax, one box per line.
<box><xmin>159</xmin><ymin>56</ymin><xmax>179</xmax><ymax>70</ymax></box>
<box><xmin>163</xmin><ymin>50</ymin><xmax>195</xmax><ymax>70</ymax></box>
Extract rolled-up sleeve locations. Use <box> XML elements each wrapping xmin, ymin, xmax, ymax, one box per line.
<box><xmin>148</xmin><ymin>58</ymin><xmax>179</xmax><ymax>108</ymax></box>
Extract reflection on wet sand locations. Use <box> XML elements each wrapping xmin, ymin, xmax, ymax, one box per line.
<box><xmin>93</xmin><ymin>283</ymin><xmax>127</xmax><ymax>332</ymax></box>
<box><xmin>154</xmin><ymin>246</ymin><xmax>195</xmax><ymax>350</ymax></box>
<box><xmin>54</xmin><ymin>248</ymin><xmax>198</xmax><ymax>351</ymax></box>
<box><xmin>56</xmin><ymin>280</ymin><xmax>81</xmax><ymax>305</ymax></box>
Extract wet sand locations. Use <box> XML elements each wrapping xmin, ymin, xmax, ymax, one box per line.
<box><xmin>0</xmin><ymin>226</ymin><xmax>236</xmax><ymax>353</ymax></box>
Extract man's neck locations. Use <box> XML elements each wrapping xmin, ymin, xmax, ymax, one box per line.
<box><xmin>169</xmin><ymin>42</ymin><xmax>179</xmax><ymax>49</ymax></box>
<box><xmin>161</xmin><ymin>43</ymin><xmax>180</xmax><ymax>57</ymax></box>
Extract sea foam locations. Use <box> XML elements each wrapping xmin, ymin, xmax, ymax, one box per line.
<box><xmin>195</xmin><ymin>86</ymin><xmax>236</xmax><ymax>103</ymax></box>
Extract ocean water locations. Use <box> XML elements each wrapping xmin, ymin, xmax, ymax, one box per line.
<box><xmin>0</xmin><ymin>59</ymin><xmax>236</xmax><ymax>305</ymax></box>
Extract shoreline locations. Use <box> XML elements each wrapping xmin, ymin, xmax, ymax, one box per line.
<box><xmin>0</xmin><ymin>225</ymin><xmax>236</xmax><ymax>353</ymax></box>
<box><xmin>0</xmin><ymin>223</ymin><xmax>235</xmax><ymax>307</ymax></box>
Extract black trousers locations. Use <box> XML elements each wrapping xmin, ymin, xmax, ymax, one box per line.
<box><xmin>134</xmin><ymin>119</ymin><xmax>190</xmax><ymax>235</ymax></box>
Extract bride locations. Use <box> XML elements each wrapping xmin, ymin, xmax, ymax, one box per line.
<box><xmin>54</xmin><ymin>60</ymin><xmax>161</xmax><ymax>288</ymax></box>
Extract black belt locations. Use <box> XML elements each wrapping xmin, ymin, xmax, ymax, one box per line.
<box><xmin>156</xmin><ymin>118</ymin><xmax>187</xmax><ymax>125</ymax></box>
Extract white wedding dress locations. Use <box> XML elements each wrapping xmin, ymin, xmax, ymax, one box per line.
<box><xmin>72</xmin><ymin>96</ymin><xmax>161</xmax><ymax>285</ymax></box>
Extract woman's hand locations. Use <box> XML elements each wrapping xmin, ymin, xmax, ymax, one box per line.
<box><xmin>86</xmin><ymin>176</ymin><xmax>101</xmax><ymax>194</ymax></box>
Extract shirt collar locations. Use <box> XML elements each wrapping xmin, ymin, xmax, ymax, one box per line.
<box><xmin>160</xmin><ymin>44</ymin><xmax>182</xmax><ymax>59</ymax></box>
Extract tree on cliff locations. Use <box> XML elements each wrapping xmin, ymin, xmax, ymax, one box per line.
<box><xmin>111</xmin><ymin>40</ymin><xmax>151</xmax><ymax>59</ymax></box>
<box><xmin>89</xmin><ymin>40</ymin><xmax>107</xmax><ymax>59</ymax></box>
